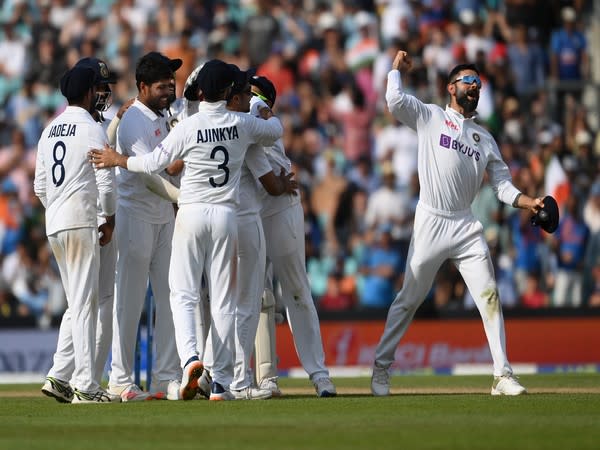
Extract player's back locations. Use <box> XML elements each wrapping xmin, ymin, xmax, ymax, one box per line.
<box><xmin>172</xmin><ymin>101</ymin><xmax>279</xmax><ymax>207</ymax></box>
<box><xmin>35</xmin><ymin>106</ymin><xmax>107</xmax><ymax>235</ymax></box>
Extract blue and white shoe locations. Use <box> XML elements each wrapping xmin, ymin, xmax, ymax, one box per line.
<box><xmin>209</xmin><ymin>381</ymin><xmax>235</xmax><ymax>401</ymax></box>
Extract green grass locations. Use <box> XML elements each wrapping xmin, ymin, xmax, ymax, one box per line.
<box><xmin>1</xmin><ymin>374</ymin><xmax>599</xmax><ymax>450</ymax></box>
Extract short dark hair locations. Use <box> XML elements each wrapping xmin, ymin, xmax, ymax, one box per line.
<box><xmin>447</xmin><ymin>64</ymin><xmax>479</xmax><ymax>84</ymax></box>
<box><xmin>135</xmin><ymin>55</ymin><xmax>175</xmax><ymax>90</ymax></box>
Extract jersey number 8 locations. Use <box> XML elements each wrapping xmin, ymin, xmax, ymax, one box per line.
<box><xmin>52</xmin><ymin>141</ymin><xmax>66</xmax><ymax>187</ymax></box>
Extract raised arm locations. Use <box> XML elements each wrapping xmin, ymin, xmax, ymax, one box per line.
<box><xmin>385</xmin><ymin>51</ymin><xmax>432</xmax><ymax>131</ymax></box>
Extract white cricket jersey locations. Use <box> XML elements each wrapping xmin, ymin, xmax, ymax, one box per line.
<box><xmin>98</xmin><ymin>118</ymin><xmax>116</xmax><ymax>226</ymax></box>
<box><xmin>34</xmin><ymin>106</ymin><xmax>115</xmax><ymax>236</ymax></box>
<box><xmin>238</xmin><ymin>145</ymin><xmax>273</xmax><ymax>220</ymax></box>
<box><xmin>385</xmin><ymin>70</ymin><xmax>520</xmax><ymax>212</ymax></box>
<box><xmin>249</xmin><ymin>97</ymin><xmax>300</xmax><ymax>218</ymax></box>
<box><xmin>115</xmin><ymin>99</ymin><xmax>175</xmax><ymax>224</ymax></box>
<box><xmin>126</xmin><ymin>100</ymin><xmax>283</xmax><ymax>207</ymax></box>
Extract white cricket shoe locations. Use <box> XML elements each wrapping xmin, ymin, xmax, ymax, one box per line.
<box><xmin>491</xmin><ymin>375</ymin><xmax>527</xmax><ymax>396</ymax></box>
<box><xmin>179</xmin><ymin>360</ymin><xmax>204</xmax><ymax>401</ymax></box>
<box><xmin>41</xmin><ymin>376</ymin><xmax>74</xmax><ymax>403</ymax></box>
<box><xmin>151</xmin><ymin>380</ymin><xmax>181</xmax><ymax>400</ymax></box>
<box><xmin>197</xmin><ymin>369</ymin><xmax>212</xmax><ymax>399</ymax></box>
<box><xmin>371</xmin><ymin>364</ymin><xmax>391</xmax><ymax>396</ymax></box>
<box><xmin>109</xmin><ymin>383</ymin><xmax>153</xmax><ymax>402</ymax></box>
<box><xmin>313</xmin><ymin>377</ymin><xmax>337</xmax><ymax>397</ymax></box>
<box><xmin>232</xmin><ymin>386</ymin><xmax>272</xmax><ymax>400</ymax></box>
<box><xmin>72</xmin><ymin>388</ymin><xmax>121</xmax><ymax>404</ymax></box>
<box><xmin>259</xmin><ymin>377</ymin><xmax>283</xmax><ymax>397</ymax></box>
<box><xmin>209</xmin><ymin>381</ymin><xmax>235</xmax><ymax>401</ymax></box>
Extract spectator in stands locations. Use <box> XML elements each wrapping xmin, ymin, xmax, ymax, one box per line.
<box><xmin>521</xmin><ymin>270</ymin><xmax>549</xmax><ymax>308</ymax></box>
<box><xmin>506</xmin><ymin>24</ymin><xmax>546</xmax><ymax>98</ymax></box>
<box><xmin>551</xmin><ymin>195</ymin><xmax>588</xmax><ymax>307</ymax></box>
<box><xmin>241</xmin><ymin>0</ymin><xmax>281</xmax><ymax>67</ymax></box>
<box><xmin>582</xmin><ymin>181</ymin><xmax>600</xmax><ymax>304</ymax></box>
<box><xmin>319</xmin><ymin>256</ymin><xmax>358</xmax><ymax>312</ymax></box>
<box><xmin>587</xmin><ymin>263</ymin><xmax>600</xmax><ymax>307</ymax></box>
<box><xmin>549</xmin><ymin>6</ymin><xmax>588</xmax><ymax>124</ymax></box>
<box><xmin>365</xmin><ymin>161</ymin><xmax>413</xmax><ymax>256</ymax></box>
<box><xmin>358</xmin><ymin>224</ymin><xmax>403</xmax><ymax>309</ymax></box>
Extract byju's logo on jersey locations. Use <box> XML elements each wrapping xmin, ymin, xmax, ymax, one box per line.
<box><xmin>439</xmin><ymin>134</ymin><xmax>480</xmax><ymax>161</ymax></box>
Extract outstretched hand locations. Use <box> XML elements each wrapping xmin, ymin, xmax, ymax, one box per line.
<box><xmin>89</xmin><ymin>145</ymin><xmax>127</xmax><ymax>169</ymax></box>
<box><xmin>392</xmin><ymin>50</ymin><xmax>412</xmax><ymax>73</ymax></box>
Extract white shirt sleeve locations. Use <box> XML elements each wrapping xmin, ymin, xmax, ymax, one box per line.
<box><xmin>385</xmin><ymin>70</ymin><xmax>432</xmax><ymax>131</ymax></box>
<box><xmin>245</xmin><ymin>115</ymin><xmax>283</xmax><ymax>147</ymax></box>
<box><xmin>245</xmin><ymin>144</ymin><xmax>273</xmax><ymax>179</ymax></box>
<box><xmin>33</xmin><ymin>140</ymin><xmax>47</xmax><ymax>208</ymax></box>
<box><xmin>89</xmin><ymin>124</ymin><xmax>116</xmax><ymax>216</ymax></box>
<box><xmin>127</xmin><ymin>123</ymin><xmax>186</xmax><ymax>174</ymax></box>
<box><xmin>486</xmin><ymin>139</ymin><xmax>521</xmax><ymax>206</ymax></box>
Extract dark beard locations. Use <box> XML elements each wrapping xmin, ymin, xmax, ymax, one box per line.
<box><xmin>456</xmin><ymin>90</ymin><xmax>479</xmax><ymax>115</ymax></box>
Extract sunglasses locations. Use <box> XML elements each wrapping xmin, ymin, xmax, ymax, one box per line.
<box><xmin>452</xmin><ymin>75</ymin><xmax>482</xmax><ymax>88</ymax></box>
<box><xmin>251</xmin><ymin>91</ymin><xmax>271</xmax><ymax>103</ymax></box>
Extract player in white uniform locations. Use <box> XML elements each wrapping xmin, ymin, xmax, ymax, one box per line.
<box><xmin>34</xmin><ymin>66</ymin><xmax>119</xmax><ymax>403</ymax></box>
<box><xmin>249</xmin><ymin>76</ymin><xmax>337</xmax><ymax>397</ymax></box>
<box><xmin>371</xmin><ymin>51</ymin><xmax>544</xmax><ymax>396</ymax></box>
<box><xmin>90</xmin><ymin>59</ymin><xmax>285</xmax><ymax>401</ymax></box>
<box><xmin>108</xmin><ymin>52</ymin><xmax>183</xmax><ymax>401</ymax></box>
<box><xmin>205</xmin><ymin>68</ymin><xmax>296</xmax><ymax>400</ymax></box>
<box><xmin>39</xmin><ymin>58</ymin><xmax>126</xmax><ymax>401</ymax></box>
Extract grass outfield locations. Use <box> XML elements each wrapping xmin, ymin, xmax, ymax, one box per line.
<box><xmin>1</xmin><ymin>373</ymin><xmax>599</xmax><ymax>450</ymax></box>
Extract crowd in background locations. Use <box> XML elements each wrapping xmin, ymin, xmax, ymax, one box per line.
<box><xmin>1</xmin><ymin>0</ymin><xmax>600</xmax><ymax>328</ymax></box>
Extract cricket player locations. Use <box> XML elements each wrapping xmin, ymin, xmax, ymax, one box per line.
<box><xmin>250</xmin><ymin>76</ymin><xmax>337</xmax><ymax>398</ymax></box>
<box><xmin>39</xmin><ymin>58</ymin><xmax>129</xmax><ymax>400</ymax></box>
<box><xmin>35</xmin><ymin>66</ymin><xmax>119</xmax><ymax>403</ymax></box>
<box><xmin>213</xmin><ymin>67</ymin><xmax>297</xmax><ymax>400</ymax></box>
<box><xmin>371</xmin><ymin>51</ymin><xmax>544</xmax><ymax>396</ymax></box>
<box><xmin>90</xmin><ymin>59</ymin><xmax>284</xmax><ymax>401</ymax></box>
<box><xmin>108</xmin><ymin>52</ymin><xmax>183</xmax><ymax>402</ymax></box>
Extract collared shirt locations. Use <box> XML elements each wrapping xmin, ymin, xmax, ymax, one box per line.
<box><xmin>385</xmin><ymin>70</ymin><xmax>520</xmax><ymax>212</ymax></box>
<box><xmin>116</xmin><ymin>98</ymin><xmax>174</xmax><ymax>224</ymax></box>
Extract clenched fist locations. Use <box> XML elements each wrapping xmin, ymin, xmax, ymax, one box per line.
<box><xmin>392</xmin><ymin>51</ymin><xmax>412</xmax><ymax>73</ymax></box>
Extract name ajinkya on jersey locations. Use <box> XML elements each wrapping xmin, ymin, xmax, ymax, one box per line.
<box><xmin>197</xmin><ymin>125</ymin><xmax>239</xmax><ymax>143</ymax></box>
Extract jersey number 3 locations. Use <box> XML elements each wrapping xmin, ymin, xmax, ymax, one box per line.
<box><xmin>209</xmin><ymin>145</ymin><xmax>229</xmax><ymax>188</ymax></box>
<box><xmin>52</xmin><ymin>141</ymin><xmax>66</xmax><ymax>187</ymax></box>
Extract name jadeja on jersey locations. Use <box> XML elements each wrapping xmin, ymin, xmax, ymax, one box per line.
<box><xmin>47</xmin><ymin>123</ymin><xmax>77</xmax><ymax>138</ymax></box>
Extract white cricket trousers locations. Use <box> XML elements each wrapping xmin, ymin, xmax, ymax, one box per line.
<box><xmin>374</xmin><ymin>203</ymin><xmax>513</xmax><ymax>377</ymax></box>
<box><xmin>47</xmin><ymin>227</ymin><xmax>100</xmax><ymax>392</ymax></box>
<box><xmin>169</xmin><ymin>203</ymin><xmax>238</xmax><ymax>388</ymax></box>
<box><xmin>94</xmin><ymin>238</ymin><xmax>116</xmax><ymax>383</ymax></box>
<box><xmin>109</xmin><ymin>208</ymin><xmax>180</xmax><ymax>387</ymax></box>
<box><xmin>231</xmin><ymin>215</ymin><xmax>266</xmax><ymax>390</ymax></box>
<box><xmin>262</xmin><ymin>202</ymin><xmax>330</xmax><ymax>380</ymax></box>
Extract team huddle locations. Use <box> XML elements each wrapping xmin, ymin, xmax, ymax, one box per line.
<box><xmin>34</xmin><ymin>52</ymin><xmax>336</xmax><ymax>403</ymax></box>
<box><xmin>34</xmin><ymin>49</ymin><xmax>542</xmax><ymax>403</ymax></box>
